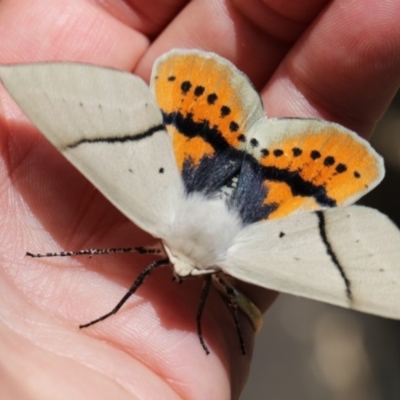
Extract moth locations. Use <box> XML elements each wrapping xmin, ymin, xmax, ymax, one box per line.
<box><xmin>1</xmin><ymin>49</ymin><xmax>399</xmax><ymax>354</ymax></box>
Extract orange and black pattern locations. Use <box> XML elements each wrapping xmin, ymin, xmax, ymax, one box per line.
<box><xmin>152</xmin><ymin>50</ymin><xmax>383</xmax><ymax>224</ymax></box>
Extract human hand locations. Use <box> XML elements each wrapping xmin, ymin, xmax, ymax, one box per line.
<box><xmin>0</xmin><ymin>1</ymin><xmax>399</xmax><ymax>399</ymax></box>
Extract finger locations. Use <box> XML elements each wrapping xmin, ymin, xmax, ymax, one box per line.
<box><xmin>0</xmin><ymin>0</ymin><xmax>148</xmax><ymax>68</ymax></box>
<box><xmin>262</xmin><ymin>0</ymin><xmax>400</xmax><ymax>137</ymax></box>
<box><xmin>135</xmin><ymin>0</ymin><xmax>400</xmax><ymax>139</ymax></box>
<box><xmin>94</xmin><ymin>0</ymin><xmax>189</xmax><ymax>37</ymax></box>
<box><xmin>135</xmin><ymin>0</ymin><xmax>329</xmax><ymax>84</ymax></box>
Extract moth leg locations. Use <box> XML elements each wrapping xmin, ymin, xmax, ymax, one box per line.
<box><xmin>213</xmin><ymin>274</ymin><xmax>264</xmax><ymax>354</ymax></box>
<box><xmin>212</xmin><ymin>274</ymin><xmax>246</xmax><ymax>355</ymax></box>
<box><xmin>212</xmin><ymin>274</ymin><xmax>263</xmax><ymax>334</ymax></box>
<box><xmin>196</xmin><ymin>275</ymin><xmax>212</xmax><ymax>355</ymax></box>
<box><xmin>26</xmin><ymin>245</ymin><xmax>163</xmax><ymax>258</ymax></box>
<box><xmin>79</xmin><ymin>258</ymin><xmax>169</xmax><ymax>328</ymax></box>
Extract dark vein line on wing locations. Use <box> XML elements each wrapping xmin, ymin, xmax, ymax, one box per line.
<box><xmin>65</xmin><ymin>124</ymin><xmax>165</xmax><ymax>149</ymax></box>
<box><xmin>316</xmin><ymin>210</ymin><xmax>352</xmax><ymax>301</ymax></box>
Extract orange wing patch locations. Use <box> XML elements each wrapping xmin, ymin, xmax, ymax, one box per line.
<box><xmin>170</xmin><ymin>125</ymin><xmax>214</xmax><ymax>171</ymax></box>
<box><xmin>260</xmin><ymin>183</ymin><xmax>319</xmax><ymax>220</ymax></box>
<box><xmin>248</xmin><ymin>120</ymin><xmax>384</xmax><ymax>220</ymax></box>
<box><xmin>151</xmin><ymin>50</ymin><xmax>264</xmax><ymax>171</ymax></box>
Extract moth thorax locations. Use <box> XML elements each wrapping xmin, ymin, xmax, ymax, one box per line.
<box><xmin>163</xmin><ymin>192</ymin><xmax>242</xmax><ymax>277</ymax></box>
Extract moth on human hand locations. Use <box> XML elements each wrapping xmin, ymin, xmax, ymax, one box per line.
<box><xmin>1</xmin><ymin>49</ymin><xmax>399</xmax><ymax>355</ymax></box>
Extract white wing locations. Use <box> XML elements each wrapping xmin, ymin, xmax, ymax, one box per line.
<box><xmin>222</xmin><ymin>206</ymin><xmax>400</xmax><ymax>319</ymax></box>
<box><xmin>0</xmin><ymin>63</ymin><xmax>184</xmax><ymax>238</ymax></box>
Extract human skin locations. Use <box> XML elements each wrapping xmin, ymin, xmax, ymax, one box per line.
<box><xmin>0</xmin><ymin>0</ymin><xmax>399</xmax><ymax>399</ymax></box>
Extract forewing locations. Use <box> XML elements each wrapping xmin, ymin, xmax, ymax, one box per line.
<box><xmin>150</xmin><ymin>49</ymin><xmax>265</xmax><ymax>196</ymax></box>
<box><xmin>0</xmin><ymin>63</ymin><xmax>184</xmax><ymax>237</ymax></box>
<box><xmin>222</xmin><ymin>206</ymin><xmax>400</xmax><ymax>319</ymax></box>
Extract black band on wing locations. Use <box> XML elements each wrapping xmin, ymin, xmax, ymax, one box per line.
<box><xmin>163</xmin><ymin>111</ymin><xmax>230</xmax><ymax>151</ymax></box>
<box><xmin>163</xmin><ymin>111</ymin><xmax>336</xmax><ymax>210</ymax></box>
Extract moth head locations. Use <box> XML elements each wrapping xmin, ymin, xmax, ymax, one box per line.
<box><xmin>163</xmin><ymin>243</ymin><xmax>198</xmax><ymax>277</ymax></box>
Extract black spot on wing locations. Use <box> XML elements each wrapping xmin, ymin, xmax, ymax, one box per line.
<box><xmin>181</xmin><ymin>81</ymin><xmax>192</xmax><ymax>93</ymax></box>
<box><xmin>292</xmin><ymin>148</ymin><xmax>302</xmax><ymax>156</ymax></box>
<box><xmin>311</xmin><ymin>150</ymin><xmax>321</xmax><ymax>160</ymax></box>
<box><xmin>250</xmin><ymin>138</ymin><xmax>259</xmax><ymax>148</ymax></box>
<box><xmin>207</xmin><ymin>93</ymin><xmax>218</xmax><ymax>104</ymax></box>
<box><xmin>324</xmin><ymin>156</ymin><xmax>335</xmax><ymax>166</ymax></box>
<box><xmin>229</xmin><ymin>121</ymin><xmax>239</xmax><ymax>132</ymax></box>
<box><xmin>194</xmin><ymin>86</ymin><xmax>205</xmax><ymax>96</ymax></box>
<box><xmin>336</xmin><ymin>163</ymin><xmax>347</xmax><ymax>173</ymax></box>
<box><xmin>220</xmin><ymin>105</ymin><xmax>231</xmax><ymax>117</ymax></box>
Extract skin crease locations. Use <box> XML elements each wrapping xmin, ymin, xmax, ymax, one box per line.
<box><xmin>0</xmin><ymin>0</ymin><xmax>399</xmax><ymax>398</ymax></box>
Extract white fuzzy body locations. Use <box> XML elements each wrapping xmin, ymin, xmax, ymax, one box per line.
<box><xmin>163</xmin><ymin>193</ymin><xmax>242</xmax><ymax>277</ymax></box>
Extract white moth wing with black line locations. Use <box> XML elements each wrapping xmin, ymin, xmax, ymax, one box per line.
<box><xmin>221</xmin><ymin>205</ymin><xmax>400</xmax><ymax>319</ymax></box>
<box><xmin>0</xmin><ymin>63</ymin><xmax>184</xmax><ymax>238</ymax></box>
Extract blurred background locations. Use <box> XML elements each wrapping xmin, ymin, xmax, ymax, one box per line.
<box><xmin>242</xmin><ymin>92</ymin><xmax>400</xmax><ymax>400</ymax></box>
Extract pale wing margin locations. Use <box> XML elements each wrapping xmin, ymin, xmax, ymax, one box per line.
<box><xmin>222</xmin><ymin>206</ymin><xmax>400</xmax><ymax>319</ymax></box>
<box><xmin>0</xmin><ymin>63</ymin><xmax>184</xmax><ymax>238</ymax></box>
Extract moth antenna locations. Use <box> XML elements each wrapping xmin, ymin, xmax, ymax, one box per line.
<box><xmin>26</xmin><ymin>245</ymin><xmax>163</xmax><ymax>258</ymax></box>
